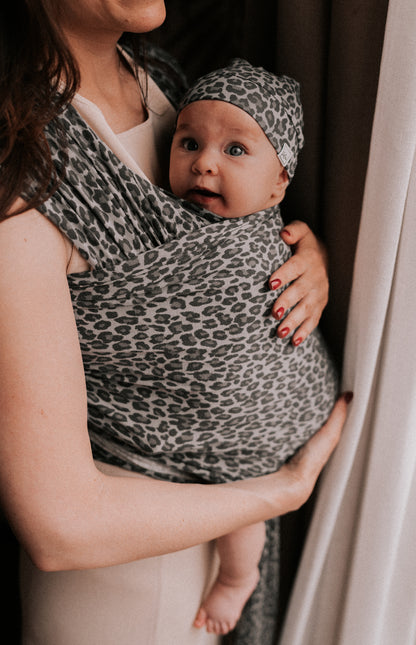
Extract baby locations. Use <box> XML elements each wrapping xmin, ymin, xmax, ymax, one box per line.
<box><xmin>169</xmin><ymin>59</ymin><xmax>328</xmax><ymax>636</ymax></box>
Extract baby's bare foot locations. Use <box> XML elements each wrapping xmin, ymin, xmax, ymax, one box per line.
<box><xmin>193</xmin><ymin>569</ymin><xmax>260</xmax><ymax>635</ymax></box>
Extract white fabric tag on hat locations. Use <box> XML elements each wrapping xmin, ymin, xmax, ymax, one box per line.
<box><xmin>278</xmin><ymin>143</ymin><xmax>293</xmax><ymax>167</ymax></box>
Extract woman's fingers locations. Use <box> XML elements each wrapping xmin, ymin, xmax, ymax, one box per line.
<box><xmin>269</xmin><ymin>221</ymin><xmax>329</xmax><ymax>345</ymax></box>
<box><xmin>228</xmin><ymin>394</ymin><xmax>351</xmax><ymax>519</ymax></box>
<box><xmin>272</xmin><ymin>287</ymin><xmax>325</xmax><ymax>345</ymax></box>
<box><xmin>269</xmin><ymin>228</ymin><xmax>312</xmax><ymax>287</ymax></box>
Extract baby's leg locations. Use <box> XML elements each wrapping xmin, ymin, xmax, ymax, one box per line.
<box><xmin>193</xmin><ymin>521</ymin><xmax>266</xmax><ymax>635</ymax></box>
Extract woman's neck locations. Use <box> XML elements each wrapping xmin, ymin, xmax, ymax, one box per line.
<box><xmin>64</xmin><ymin>29</ymin><xmax>146</xmax><ymax>133</ymax></box>
<box><xmin>64</xmin><ymin>28</ymin><xmax>121</xmax><ymax>97</ymax></box>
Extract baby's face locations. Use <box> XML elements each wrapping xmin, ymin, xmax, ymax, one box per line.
<box><xmin>169</xmin><ymin>100</ymin><xmax>288</xmax><ymax>218</ymax></box>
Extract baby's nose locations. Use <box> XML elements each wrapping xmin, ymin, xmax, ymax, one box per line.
<box><xmin>192</xmin><ymin>149</ymin><xmax>218</xmax><ymax>175</ymax></box>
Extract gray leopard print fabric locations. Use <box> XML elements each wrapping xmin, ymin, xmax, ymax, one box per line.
<box><xmin>179</xmin><ymin>58</ymin><xmax>304</xmax><ymax>180</ymax></box>
<box><xmin>69</xmin><ymin>204</ymin><xmax>338</xmax><ymax>485</ymax></box>
<box><xmin>28</xmin><ymin>45</ymin><xmax>337</xmax><ymax>644</ymax></box>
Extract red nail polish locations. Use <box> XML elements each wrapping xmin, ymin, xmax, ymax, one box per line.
<box><xmin>293</xmin><ymin>337</ymin><xmax>303</xmax><ymax>346</ymax></box>
<box><xmin>274</xmin><ymin>307</ymin><xmax>285</xmax><ymax>320</ymax></box>
<box><xmin>278</xmin><ymin>327</ymin><xmax>290</xmax><ymax>338</ymax></box>
<box><xmin>270</xmin><ymin>278</ymin><xmax>281</xmax><ymax>290</ymax></box>
<box><xmin>344</xmin><ymin>391</ymin><xmax>354</xmax><ymax>404</ymax></box>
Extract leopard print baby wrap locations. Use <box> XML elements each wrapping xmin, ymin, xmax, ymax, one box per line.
<box><xmin>32</xmin><ymin>47</ymin><xmax>338</xmax><ymax>644</ymax></box>
<box><xmin>40</xmin><ymin>108</ymin><xmax>338</xmax><ymax>483</ymax></box>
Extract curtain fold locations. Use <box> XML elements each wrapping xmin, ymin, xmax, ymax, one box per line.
<box><xmin>279</xmin><ymin>1</ymin><xmax>416</xmax><ymax>642</ymax></box>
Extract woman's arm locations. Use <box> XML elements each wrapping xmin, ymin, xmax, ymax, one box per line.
<box><xmin>0</xmin><ymin>209</ymin><xmax>348</xmax><ymax>573</ymax></box>
<box><xmin>269</xmin><ymin>220</ymin><xmax>329</xmax><ymax>346</ymax></box>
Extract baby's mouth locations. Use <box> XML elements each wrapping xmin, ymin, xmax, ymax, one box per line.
<box><xmin>188</xmin><ymin>187</ymin><xmax>221</xmax><ymax>199</ymax></box>
<box><xmin>186</xmin><ymin>186</ymin><xmax>225</xmax><ymax>216</ymax></box>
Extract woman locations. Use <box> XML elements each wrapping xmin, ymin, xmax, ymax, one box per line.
<box><xmin>0</xmin><ymin>2</ymin><xmax>350</xmax><ymax>643</ymax></box>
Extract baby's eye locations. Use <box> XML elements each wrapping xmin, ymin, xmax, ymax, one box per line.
<box><xmin>182</xmin><ymin>138</ymin><xmax>199</xmax><ymax>151</ymax></box>
<box><xmin>226</xmin><ymin>144</ymin><xmax>246</xmax><ymax>157</ymax></box>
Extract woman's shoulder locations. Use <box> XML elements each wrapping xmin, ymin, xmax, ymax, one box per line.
<box><xmin>0</xmin><ymin>202</ymin><xmax>69</xmax><ymax>272</ymax></box>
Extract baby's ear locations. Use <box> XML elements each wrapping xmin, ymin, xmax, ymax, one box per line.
<box><xmin>272</xmin><ymin>168</ymin><xmax>289</xmax><ymax>203</ymax></box>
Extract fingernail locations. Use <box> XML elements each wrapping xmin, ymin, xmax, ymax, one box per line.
<box><xmin>278</xmin><ymin>327</ymin><xmax>290</xmax><ymax>338</ymax></box>
<box><xmin>281</xmin><ymin>228</ymin><xmax>291</xmax><ymax>237</ymax></box>
<box><xmin>273</xmin><ymin>307</ymin><xmax>285</xmax><ymax>320</ymax></box>
<box><xmin>343</xmin><ymin>391</ymin><xmax>354</xmax><ymax>404</ymax></box>
<box><xmin>270</xmin><ymin>278</ymin><xmax>282</xmax><ymax>290</ymax></box>
<box><xmin>293</xmin><ymin>337</ymin><xmax>303</xmax><ymax>346</ymax></box>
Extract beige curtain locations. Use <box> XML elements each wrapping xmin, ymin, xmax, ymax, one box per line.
<box><xmin>279</xmin><ymin>0</ymin><xmax>416</xmax><ymax>642</ymax></box>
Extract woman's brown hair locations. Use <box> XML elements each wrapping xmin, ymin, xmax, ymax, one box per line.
<box><xmin>0</xmin><ymin>0</ymin><xmax>82</xmax><ymax>218</ymax></box>
<box><xmin>0</xmin><ymin>2</ymin><xmax>164</xmax><ymax>221</ymax></box>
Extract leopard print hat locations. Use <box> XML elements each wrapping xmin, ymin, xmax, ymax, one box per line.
<box><xmin>178</xmin><ymin>58</ymin><xmax>304</xmax><ymax>181</ymax></box>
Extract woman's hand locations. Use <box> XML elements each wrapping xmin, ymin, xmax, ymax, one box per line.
<box><xmin>269</xmin><ymin>220</ymin><xmax>329</xmax><ymax>346</ymax></box>
<box><xmin>228</xmin><ymin>393</ymin><xmax>351</xmax><ymax>517</ymax></box>
<box><xmin>281</xmin><ymin>392</ymin><xmax>352</xmax><ymax>507</ymax></box>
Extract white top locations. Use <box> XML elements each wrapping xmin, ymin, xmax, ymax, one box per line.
<box><xmin>71</xmin><ymin>53</ymin><xmax>176</xmax><ymax>186</ymax></box>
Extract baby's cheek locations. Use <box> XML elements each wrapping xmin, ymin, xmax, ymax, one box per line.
<box><xmin>168</xmin><ymin>167</ymin><xmax>182</xmax><ymax>196</ymax></box>
<box><xmin>226</xmin><ymin>190</ymin><xmax>254</xmax><ymax>218</ymax></box>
